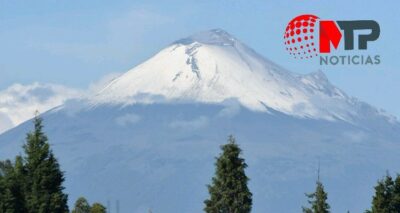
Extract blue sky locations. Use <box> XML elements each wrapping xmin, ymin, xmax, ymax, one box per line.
<box><xmin>1</xmin><ymin>0</ymin><xmax>400</xmax><ymax>117</ymax></box>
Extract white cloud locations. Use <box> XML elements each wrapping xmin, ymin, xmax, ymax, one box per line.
<box><xmin>0</xmin><ymin>70</ymin><xmax>131</xmax><ymax>134</ymax></box>
<box><xmin>169</xmin><ymin>116</ymin><xmax>209</xmax><ymax>129</ymax></box>
<box><xmin>0</xmin><ymin>112</ymin><xmax>14</xmax><ymax>133</ymax></box>
<box><xmin>0</xmin><ymin>82</ymin><xmax>82</xmax><ymax>133</ymax></box>
<box><xmin>115</xmin><ymin>113</ymin><xmax>141</xmax><ymax>126</ymax></box>
<box><xmin>217</xmin><ymin>99</ymin><xmax>242</xmax><ymax>118</ymax></box>
<box><xmin>0</xmin><ymin>9</ymin><xmax>176</xmax><ymax>134</ymax></box>
<box><xmin>342</xmin><ymin>131</ymin><xmax>368</xmax><ymax>143</ymax></box>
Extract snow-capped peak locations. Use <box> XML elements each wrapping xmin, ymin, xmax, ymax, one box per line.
<box><xmin>91</xmin><ymin>29</ymin><xmax>390</xmax><ymax>122</ymax></box>
<box><xmin>174</xmin><ymin>29</ymin><xmax>237</xmax><ymax>46</ymax></box>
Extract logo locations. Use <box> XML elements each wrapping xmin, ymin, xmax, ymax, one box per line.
<box><xmin>284</xmin><ymin>14</ymin><xmax>381</xmax><ymax>65</ymax></box>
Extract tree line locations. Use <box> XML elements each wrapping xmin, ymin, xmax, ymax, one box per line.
<box><xmin>1</xmin><ymin>116</ymin><xmax>399</xmax><ymax>212</ymax></box>
<box><xmin>204</xmin><ymin>136</ymin><xmax>400</xmax><ymax>213</ymax></box>
<box><xmin>0</xmin><ymin>116</ymin><xmax>106</xmax><ymax>213</ymax></box>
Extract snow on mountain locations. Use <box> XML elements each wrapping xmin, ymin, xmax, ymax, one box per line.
<box><xmin>1</xmin><ymin>29</ymin><xmax>399</xmax><ymax>213</ymax></box>
<box><xmin>92</xmin><ymin>29</ymin><xmax>393</xmax><ymax>124</ymax></box>
<box><xmin>0</xmin><ymin>83</ymin><xmax>81</xmax><ymax>133</ymax></box>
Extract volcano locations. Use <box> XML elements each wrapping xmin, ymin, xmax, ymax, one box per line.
<box><xmin>0</xmin><ymin>29</ymin><xmax>399</xmax><ymax>213</ymax></box>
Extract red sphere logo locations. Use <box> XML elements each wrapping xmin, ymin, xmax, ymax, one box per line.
<box><xmin>284</xmin><ymin>14</ymin><xmax>319</xmax><ymax>59</ymax></box>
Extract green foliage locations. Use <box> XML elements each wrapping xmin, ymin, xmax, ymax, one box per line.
<box><xmin>392</xmin><ymin>176</ymin><xmax>400</xmax><ymax>210</ymax></box>
<box><xmin>0</xmin><ymin>174</ymin><xmax>3</xmax><ymax>209</ymax></box>
<box><xmin>71</xmin><ymin>197</ymin><xmax>107</xmax><ymax>213</ymax></box>
<box><xmin>303</xmin><ymin>180</ymin><xmax>330</xmax><ymax>213</ymax></box>
<box><xmin>367</xmin><ymin>173</ymin><xmax>400</xmax><ymax>213</ymax></box>
<box><xmin>72</xmin><ymin>197</ymin><xmax>91</xmax><ymax>213</ymax></box>
<box><xmin>90</xmin><ymin>203</ymin><xmax>107</xmax><ymax>213</ymax></box>
<box><xmin>0</xmin><ymin>115</ymin><xmax>69</xmax><ymax>213</ymax></box>
<box><xmin>0</xmin><ymin>158</ymin><xmax>27</xmax><ymax>213</ymax></box>
<box><xmin>23</xmin><ymin>116</ymin><xmax>69</xmax><ymax>213</ymax></box>
<box><xmin>0</xmin><ymin>116</ymin><xmax>109</xmax><ymax>213</ymax></box>
<box><xmin>204</xmin><ymin>135</ymin><xmax>252</xmax><ymax>213</ymax></box>
<box><xmin>0</xmin><ymin>161</ymin><xmax>7</xmax><ymax>211</ymax></box>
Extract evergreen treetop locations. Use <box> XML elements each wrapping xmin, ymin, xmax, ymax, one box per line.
<box><xmin>204</xmin><ymin>135</ymin><xmax>252</xmax><ymax>213</ymax></box>
<box><xmin>72</xmin><ymin>197</ymin><xmax>91</xmax><ymax>213</ymax></box>
<box><xmin>90</xmin><ymin>203</ymin><xmax>107</xmax><ymax>213</ymax></box>
<box><xmin>367</xmin><ymin>173</ymin><xmax>400</xmax><ymax>213</ymax></box>
<box><xmin>303</xmin><ymin>180</ymin><xmax>330</xmax><ymax>213</ymax></box>
<box><xmin>23</xmin><ymin>115</ymin><xmax>69</xmax><ymax>213</ymax></box>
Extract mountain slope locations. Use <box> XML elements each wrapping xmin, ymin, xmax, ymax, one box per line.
<box><xmin>93</xmin><ymin>29</ymin><xmax>393</xmax><ymax>124</ymax></box>
<box><xmin>0</xmin><ymin>29</ymin><xmax>399</xmax><ymax>213</ymax></box>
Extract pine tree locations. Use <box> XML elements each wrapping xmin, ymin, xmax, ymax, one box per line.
<box><xmin>367</xmin><ymin>173</ymin><xmax>400</xmax><ymax>213</ymax></box>
<box><xmin>72</xmin><ymin>197</ymin><xmax>91</xmax><ymax>213</ymax></box>
<box><xmin>303</xmin><ymin>180</ymin><xmax>330</xmax><ymax>213</ymax></box>
<box><xmin>204</xmin><ymin>135</ymin><xmax>252</xmax><ymax>213</ymax></box>
<box><xmin>0</xmin><ymin>158</ymin><xmax>27</xmax><ymax>213</ymax></box>
<box><xmin>0</xmin><ymin>160</ymin><xmax>7</xmax><ymax>212</ymax></box>
<box><xmin>391</xmin><ymin>175</ymin><xmax>400</xmax><ymax>211</ymax></box>
<box><xmin>372</xmin><ymin>175</ymin><xmax>393</xmax><ymax>213</ymax></box>
<box><xmin>90</xmin><ymin>203</ymin><xmax>107</xmax><ymax>213</ymax></box>
<box><xmin>24</xmin><ymin>115</ymin><xmax>69</xmax><ymax>213</ymax></box>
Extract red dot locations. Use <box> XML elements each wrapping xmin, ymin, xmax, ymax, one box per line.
<box><xmin>290</xmin><ymin>48</ymin><xmax>292</xmax><ymax>51</ymax></box>
<box><xmin>310</xmin><ymin>29</ymin><xmax>314</xmax><ymax>33</ymax></box>
<box><xmin>295</xmin><ymin>22</ymin><xmax>301</xmax><ymax>28</ymax></box>
<box><xmin>310</xmin><ymin>23</ymin><xmax>315</xmax><ymax>27</ymax></box>
<box><xmin>302</xmin><ymin>22</ymin><xmax>309</xmax><ymax>27</ymax></box>
<box><xmin>296</xmin><ymin>29</ymin><xmax>301</xmax><ymax>35</ymax></box>
<box><xmin>290</xmin><ymin>31</ymin><xmax>295</xmax><ymax>36</ymax></box>
<box><xmin>286</xmin><ymin>33</ymin><xmax>290</xmax><ymax>37</ymax></box>
<box><xmin>308</xmin><ymin>49</ymin><xmax>311</xmax><ymax>53</ymax></box>
<box><xmin>300</xmin><ymin>45</ymin><xmax>303</xmax><ymax>49</ymax></box>
<box><xmin>290</xmin><ymin>24</ymin><xmax>295</xmax><ymax>30</ymax></box>
<box><xmin>288</xmin><ymin>40</ymin><xmax>291</xmax><ymax>44</ymax></box>
<box><xmin>291</xmin><ymin>39</ymin><xmax>295</xmax><ymax>43</ymax></box>
<box><xmin>303</xmin><ymin>28</ymin><xmax>308</xmax><ymax>33</ymax></box>
<box><xmin>313</xmin><ymin>48</ymin><xmax>316</xmax><ymax>51</ymax></box>
<box><xmin>310</xmin><ymin>36</ymin><xmax>314</xmax><ymax>39</ymax></box>
<box><xmin>311</xmin><ymin>42</ymin><xmax>314</xmax><ymax>46</ymax></box>
<box><xmin>311</xmin><ymin>19</ymin><xmax>316</xmax><ymax>23</ymax></box>
<box><xmin>304</xmin><ymin>36</ymin><xmax>309</xmax><ymax>40</ymax></box>
<box><xmin>297</xmin><ymin>37</ymin><xmax>302</xmax><ymax>42</ymax></box>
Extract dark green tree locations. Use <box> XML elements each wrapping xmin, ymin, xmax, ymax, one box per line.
<box><xmin>0</xmin><ymin>157</ymin><xmax>27</xmax><ymax>213</ymax></box>
<box><xmin>303</xmin><ymin>180</ymin><xmax>330</xmax><ymax>213</ymax></box>
<box><xmin>0</xmin><ymin>161</ymin><xmax>5</xmax><ymax>211</ymax></box>
<box><xmin>23</xmin><ymin>115</ymin><xmax>69</xmax><ymax>213</ymax></box>
<box><xmin>392</xmin><ymin>175</ymin><xmax>400</xmax><ymax>211</ymax></box>
<box><xmin>90</xmin><ymin>203</ymin><xmax>106</xmax><ymax>213</ymax></box>
<box><xmin>204</xmin><ymin>135</ymin><xmax>252</xmax><ymax>213</ymax></box>
<box><xmin>367</xmin><ymin>173</ymin><xmax>400</xmax><ymax>213</ymax></box>
<box><xmin>72</xmin><ymin>197</ymin><xmax>91</xmax><ymax>213</ymax></box>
